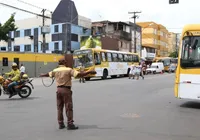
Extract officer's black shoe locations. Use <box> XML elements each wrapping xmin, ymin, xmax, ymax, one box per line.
<box><xmin>67</xmin><ymin>124</ymin><xmax>79</xmax><ymax>130</ymax></box>
<box><xmin>9</xmin><ymin>93</ymin><xmax>14</xmax><ymax>98</ymax></box>
<box><xmin>59</xmin><ymin>124</ymin><xmax>65</xmax><ymax>129</ymax></box>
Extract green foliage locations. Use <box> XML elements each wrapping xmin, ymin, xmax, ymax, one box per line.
<box><xmin>169</xmin><ymin>51</ymin><xmax>178</xmax><ymax>58</ymax></box>
<box><xmin>0</xmin><ymin>13</ymin><xmax>17</xmax><ymax>42</ymax></box>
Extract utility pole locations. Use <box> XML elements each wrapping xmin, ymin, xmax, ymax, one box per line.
<box><xmin>41</xmin><ymin>9</ymin><xmax>46</xmax><ymax>53</ymax></box>
<box><xmin>128</xmin><ymin>11</ymin><xmax>142</xmax><ymax>53</ymax></box>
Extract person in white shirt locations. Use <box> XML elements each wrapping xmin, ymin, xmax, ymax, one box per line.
<box><xmin>129</xmin><ymin>63</ymin><xmax>136</xmax><ymax>79</ymax></box>
<box><xmin>20</xmin><ymin>64</ymin><xmax>25</xmax><ymax>78</ymax></box>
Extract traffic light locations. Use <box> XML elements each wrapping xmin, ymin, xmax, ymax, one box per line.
<box><xmin>169</xmin><ymin>0</ymin><xmax>179</xmax><ymax>4</ymax></box>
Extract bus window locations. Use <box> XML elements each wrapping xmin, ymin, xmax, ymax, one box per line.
<box><xmin>118</xmin><ymin>54</ymin><xmax>123</xmax><ymax>62</ymax></box>
<box><xmin>124</xmin><ymin>54</ymin><xmax>128</xmax><ymax>62</ymax></box>
<box><xmin>107</xmin><ymin>53</ymin><xmax>112</xmax><ymax>62</ymax></box>
<box><xmin>128</xmin><ymin>55</ymin><xmax>132</xmax><ymax>62</ymax></box>
<box><xmin>101</xmin><ymin>52</ymin><xmax>106</xmax><ymax>62</ymax></box>
<box><xmin>136</xmin><ymin>55</ymin><xmax>139</xmax><ymax>62</ymax></box>
<box><xmin>112</xmin><ymin>53</ymin><xmax>118</xmax><ymax>62</ymax></box>
<box><xmin>94</xmin><ymin>53</ymin><xmax>101</xmax><ymax>65</ymax></box>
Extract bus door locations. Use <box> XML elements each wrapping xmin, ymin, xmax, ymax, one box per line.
<box><xmin>94</xmin><ymin>52</ymin><xmax>102</xmax><ymax>76</ymax></box>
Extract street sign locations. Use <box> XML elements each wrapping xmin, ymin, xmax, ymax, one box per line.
<box><xmin>169</xmin><ymin>0</ymin><xmax>179</xmax><ymax>4</ymax></box>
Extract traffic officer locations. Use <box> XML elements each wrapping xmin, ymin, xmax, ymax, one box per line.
<box><xmin>40</xmin><ymin>57</ymin><xmax>96</xmax><ymax>130</ymax></box>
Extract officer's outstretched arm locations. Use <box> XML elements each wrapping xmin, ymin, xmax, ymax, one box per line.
<box><xmin>73</xmin><ymin>70</ymin><xmax>96</xmax><ymax>78</ymax></box>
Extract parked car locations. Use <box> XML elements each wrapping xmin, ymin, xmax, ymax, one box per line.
<box><xmin>169</xmin><ymin>64</ymin><xmax>177</xmax><ymax>73</ymax></box>
<box><xmin>146</xmin><ymin>62</ymin><xmax>164</xmax><ymax>74</ymax></box>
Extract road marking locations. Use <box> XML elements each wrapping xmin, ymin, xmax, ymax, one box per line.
<box><xmin>120</xmin><ymin>113</ymin><xmax>140</xmax><ymax>118</ymax></box>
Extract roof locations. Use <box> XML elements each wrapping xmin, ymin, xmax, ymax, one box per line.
<box><xmin>92</xmin><ymin>20</ymin><xmax>131</xmax><ymax>26</ymax></box>
<box><xmin>181</xmin><ymin>24</ymin><xmax>200</xmax><ymax>37</ymax></box>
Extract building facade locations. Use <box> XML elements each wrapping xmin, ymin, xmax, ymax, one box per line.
<box><xmin>0</xmin><ymin>0</ymin><xmax>92</xmax><ymax>77</ymax></box>
<box><xmin>137</xmin><ymin>22</ymin><xmax>169</xmax><ymax>59</ymax></box>
<box><xmin>0</xmin><ymin>0</ymin><xmax>92</xmax><ymax>53</ymax></box>
<box><xmin>92</xmin><ymin>21</ymin><xmax>142</xmax><ymax>54</ymax></box>
<box><xmin>168</xmin><ymin>32</ymin><xmax>180</xmax><ymax>54</ymax></box>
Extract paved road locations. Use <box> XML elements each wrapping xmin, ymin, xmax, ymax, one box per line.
<box><xmin>0</xmin><ymin>73</ymin><xmax>200</xmax><ymax>140</ymax></box>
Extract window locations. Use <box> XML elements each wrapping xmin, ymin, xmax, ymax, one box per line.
<box><xmin>54</xmin><ymin>42</ymin><xmax>59</xmax><ymax>50</ymax></box>
<box><xmin>14</xmin><ymin>46</ymin><xmax>20</xmax><ymax>52</ymax></box>
<box><xmin>118</xmin><ymin>54</ymin><xmax>123</xmax><ymax>62</ymax></box>
<box><xmin>160</xmin><ymin>31</ymin><xmax>163</xmax><ymax>36</ymax></box>
<box><xmin>2</xmin><ymin>57</ymin><xmax>8</xmax><ymax>66</ymax></box>
<box><xmin>133</xmin><ymin>55</ymin><xmax>139</xmax><ymax>62</ymax></box>
<box><xmin>154</xmin><ymin>29</ymin><xmax>157</xmax><ymax>34</ymax></box>
<box><xmin>112</xmin><ymin>53</ymin><xmax>118</xmax><ymax>62</ymax></box>
<box><xmin>14</xmin><ymin>31</ymin><xmax>20</xmax><ymax>38</ymax></box>
<box><xmin>46</xmin><ymin>43</ymin><xmax>49</xmax><ymax>50</ymax></box>
<box><xmin>71</xmin><ymin>34</ymin><xmax>78</xmax><ymax>42</ymax></box>
<box><xmin>94</xmin><ymin>53</ymin><xmax>101</xmax><ymax>65</ymax></box>
<box><xmin>101</xmin><ymin>52</ymin><xmax>106</xmax><ymax>62</ymax></box>
<box><xmin>127</xmin><ymin>55</ymin><xmax>132</xmax><ymax>62</ymax></box>
<box><xmin>0</xmin><ymin>47</ymin><xmax>6</xmax><ymax>51</ymax></box>
<box><xmin>54</xmin><ymin>25</ymin><xmax>59</xmax><ymax>33</ymax></box>
<box><xmin>124</xmin><ymin>54</ymin><xmax>128</xmax><ymax>62</ymax></box>
<box><xmin>107</xmin><ymin>53</ymin><xmax>112</xmax><ymax>62</ymax></box>
<box><xmin>41</xmin><ymin>43</ymin><xmax>49</xmax><ymax>51</ymax></box>
<box><xmin>181</xmin><ymin>36</ymin><xmax>200</xmax><ymax>68</ymax></box>
<box><xmin>24</xmin><ymin>29</ymin><xmax>31</xmax><ymax>36</ymax></box>
<box><xmin>14</xmin><ymin>58</ymin><xmax>19</xmax><ymax>66</ymax></box>
<box><xmin>25</xmin><ymin>45</ymin><xmax>31</xmax><ymax>52</ymax></box>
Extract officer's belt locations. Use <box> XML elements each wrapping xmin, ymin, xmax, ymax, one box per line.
<box><xmin>57</xmin><ymin>85</ymin><xmax>71</xmax><ymax>89</ymax></box>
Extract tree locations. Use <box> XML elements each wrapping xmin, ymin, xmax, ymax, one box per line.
<box><xmin>169</xmin><ymin>51</ymin><xmax>178</xmax><ymax>58</ymax></box>
<box><xmin>0</xmin><ymin>13</ymin><xmax>17</xmax><ymax>42</ymax></box>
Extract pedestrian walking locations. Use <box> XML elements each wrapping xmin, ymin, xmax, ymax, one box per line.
<box><xmin>135</xmin><ymin>65</ymin><xmax>140</xmax><ymax>80</ymax></box>
<box><xmin>139</xmin><ymin>62</ymin><xmax>144</xmax><ymax>80</ymax></box>
<box><xmin>40</xmin><ymin>57</ymin><xmax>96</xmax><ymax>130</ymax></box>
<box><xmin>129</xmin><ymin>63</ymin><xmax>136</xmax><ymax>79</ymax></box>
<box><xmin>79</xmin><ymin>63</ymin><xmax>85</xmax><ymax>83</ymax></box>
<box><xmin>20</xmin><ymin>64</ymin><xmax>25</xmax><ymax>78</ymax></box>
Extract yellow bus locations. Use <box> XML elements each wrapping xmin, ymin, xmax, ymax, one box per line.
<box><xmin>175</xmin><ymin>24</ymin><xmax>200</xmax><ymax>100</ymax></box>
<box><xmin>73</xmin><ymin>48</ymin><xmax>140</xmax><ymax>80</ymax></box>
<box><xmin>153</xmin><ymin>57</ymin><xmax>177</xmax><ymax>71</ymax></box>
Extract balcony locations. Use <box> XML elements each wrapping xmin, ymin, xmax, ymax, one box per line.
<box><xmin>107</xmin><ymin>31</ymin><xmax>131</xmax><ymax>41</ymax></box>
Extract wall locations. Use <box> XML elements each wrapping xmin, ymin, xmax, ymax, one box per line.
<box><xmin>78</xmin><ymin>15</ymin><xmax>92</xmax><ymax>29</ymax></box>
<box><xmin>101</xmin><ymin>37</ymin><xmax>119</xmax><ymax>51</ymax></box>
<box><xmin>0</xmin><ymin>53</ymin><xmax>63</xmax><ymax>77</ymax></box>
<box><xmin>15</xmin><ymin>15</ymin><xmax>52</xmax><ymax>30</ymax></box>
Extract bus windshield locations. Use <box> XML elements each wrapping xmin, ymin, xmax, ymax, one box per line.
<box><xmin>73</xmin><ymin>50</ymin><xmax>93</xmax><ymax>68</ymax></box>
<box><xmin>181</xmin><ymin>36</ymin><xmax>200</xmax><ymax>68</ymax></box>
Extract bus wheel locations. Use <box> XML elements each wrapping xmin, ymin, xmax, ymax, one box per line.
<box><xmin>85</xmin><ymin>77</ymin><xmax>91</xmax><ymax>81</ymax></box>
<box><xmin>102</xmin><ymin>69</ymin><xmax>108</xmax><ymax>80</ymax></box>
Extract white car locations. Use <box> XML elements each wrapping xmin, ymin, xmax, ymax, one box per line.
<box><xmin>146</xmin><ymin>62</ymin><xmax>164</xmax><ymax>74</ymax></box>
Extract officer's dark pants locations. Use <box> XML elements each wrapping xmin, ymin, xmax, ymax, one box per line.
<box><xmin>56</xmin><ymin>87</ymin><xmax>74</xmax><ymax>125</ymax></box>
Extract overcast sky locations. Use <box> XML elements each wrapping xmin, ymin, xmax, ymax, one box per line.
<box><xmin>0</xmin><ymin>0</ymin><xmax>198</xmax><ymax>33</ymax></box>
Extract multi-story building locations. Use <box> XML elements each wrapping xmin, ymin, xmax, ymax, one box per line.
<box><xmin>137</xmin><ymin>21</ymin><xmax>169</xmax><ymax>59</ymax></box>
<box><xmin>0</xmin><ymin>0</ymin><xmax>91</xmax><ymax>53</ymax></box>
<box><xmin>92</xmin><ymin>21</ymin><xmax>142</xmax><ymax>54</ymax></box>
<box><xmin>168</xmin><ymin>32</ymin><xmax>180</xmax><ymax>54</ymax></box>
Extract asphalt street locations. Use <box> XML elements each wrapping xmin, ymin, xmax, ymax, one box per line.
<box><xmin>0</xmin><ymin>73</ymin><xmax>200</xmax><ymax>140</ymax></box>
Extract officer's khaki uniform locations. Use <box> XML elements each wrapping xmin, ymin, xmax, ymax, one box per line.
<box><xmin>49</xmin><ymin>65</ymin><xmax>79</xmax><ymax>125</ymax></box>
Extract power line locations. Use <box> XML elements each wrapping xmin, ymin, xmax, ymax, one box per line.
<box><xmin>17</xmin><ymin>0</ymin><xmax>52</xmax><ymax>12</ymax></box>
<box><xmin>0</xmin><ymin>2</ymin><xmax>89</xmax><ymax>26</ymax></box>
